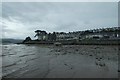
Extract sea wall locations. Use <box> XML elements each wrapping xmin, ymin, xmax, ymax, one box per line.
<box><xmin>22</xmin><ymin>39</ymin><xmax>120</xmax><ymax>45</ymax></box>
<box><xmin>77</xmin><ymin>40</ymin><xmax>120</xmax><ymax>45</ymax></box>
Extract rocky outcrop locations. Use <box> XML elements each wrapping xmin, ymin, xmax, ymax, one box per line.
<box><xmin>23</xmin><ymin>37</ymin><xmax>32</xmax><ymax>43</ymax></box>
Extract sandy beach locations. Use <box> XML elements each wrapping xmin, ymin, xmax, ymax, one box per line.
<box><xmin>1</xmin><ymin>44</ymin><xmax>119</xmax><ymax>78</ymax></box>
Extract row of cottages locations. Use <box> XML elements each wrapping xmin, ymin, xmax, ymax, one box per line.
<box><xmin>55</xmin><ymin>30</ymin><xmax>120</xmax><ymax>41</ymax></box>
<box><xmin>81</xmin><ymin>31</ymin><xmax>120</xmax><ymax>40</ymax></box>
<box><xmin>79</xmin><ymin>27</ymin><xmax>120</xmax><ymax>40</ymax></box>
<box><xmin>55</xmin><ymin>32</ymin><xmax>80</xmax><ymax>41</ymax></box>
<box><xmin>34</xmin><ymin>27</ymin><xmax>120</xmax><ymax>41</ymax></box>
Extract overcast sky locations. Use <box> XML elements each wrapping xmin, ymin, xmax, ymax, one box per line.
<box><xmin>1</xmin><ymin>2</ymin><xmax>118</xmax><ymax>39</ymax></box>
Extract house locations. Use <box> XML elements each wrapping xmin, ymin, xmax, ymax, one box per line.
<box><xmin>56</xmin><ymin>32</ymin><xmax>80</xmax><ymax>41</ymax></box>
<box><xmin>81</xmin><ymin>33</ymin><xmax>103</xmax><ymax>40</ymax></box>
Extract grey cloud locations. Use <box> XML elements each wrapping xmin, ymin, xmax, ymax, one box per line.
<box><xmin>2</xmin><ymin>2</ymin><xmax>118</xmax><ymax>39</ymax></box>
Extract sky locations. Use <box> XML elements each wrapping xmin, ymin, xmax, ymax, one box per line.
<box><xmin>1</xmin><ymin>2</ymin><xmax>118</xmax><ymax>39</ymax></box>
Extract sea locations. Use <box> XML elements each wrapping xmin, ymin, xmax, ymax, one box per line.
<box><xmin>1</xmin><ymin>44</ymin><xmax>52</xmax><ymax>78</ymax></box>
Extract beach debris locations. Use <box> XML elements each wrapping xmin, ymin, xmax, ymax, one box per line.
<box><xmin>95</xmin><ymin>59</ymin><xmax>105</xmax><ymax>67</ymax></box>
<box><xmin>94</xmin><ymin>47</ymin><xmax>99</xmax><ymax>49</ymax></box>
<box><xmin>1</xmin><ymin>54</ymin><xmax>7</xmax><ymax>57</ymax></box>
<box><xmin>54</xmin><ymin>42</ymin><xmax>62</xmax><ymax>46</ymax></box>
<box><xmin>64</xmin><ymin>63</ymin><xmax>73</xmax><ymax>70</ymax></box>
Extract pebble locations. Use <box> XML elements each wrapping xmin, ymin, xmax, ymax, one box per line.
<box><xmin>89</xmin><ymin>54</ymin><xmax>92</xmax><ymax>56</ymax></box>
<box><xmin>118</xmin><ymin>70</ymin><xmax>120</xmax><ymax>72</ymax></box>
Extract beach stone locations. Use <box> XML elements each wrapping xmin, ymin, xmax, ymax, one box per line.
<box><xmin>100</xmin><ymin>57</ymin><xmax>102</xmax><ymax>59</ymax></box>
<box><xmin>75</xmin><ymin>49</ymin><xmax>79</xmax><ymax>51</ymax></box>
<box><xmin>68</xmin><ymin>52</ymin><xmax>71</xmax><ymax>53</ymax></box>
<box><xmin>62</xmin><ymin>53</ymin><xmax>67</xmax><ymax>55</ymax></box>
<box><xmin>95</xmin><ymin>62</ymin><xmax>98</xmax><ymax>65</ymax></box>
<box><xmin>4</xmin><ymin>46</ymin><xmax>8</xmax><ymax>48</ymax></box>
<box><xmin>99</xmin><ymin>63</ymin><xmax>105</xmax><ymax>67</ymax></box>
<box><xmin>98</xmin><ymin>59</ymin><xmax>101</xmax><ymax>61</ymax></box>
<box><xmin>89</xmin><ymin>54</ymin><xmax>92</xmax><ymax>56</ymax></box>
<box><xmin>118</xmin><ymin>70</ymin><xmax>120</xmax><ymax>72</ymax></box>
<box><xmin>57</xmin><ymin>49</ymin><xmax>61</xmax><ymax>52</ymax></box>
<box><xmin>96</xmin><ymin>58</ymin><xmax>98</xmax><ymax>59</ymax></box>
<box><xmin>64</xmin><ymin>63</ymin><xmax>67</xmax><ymax>66</ymax></box>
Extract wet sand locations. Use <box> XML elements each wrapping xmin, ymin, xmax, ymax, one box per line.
<box><xmin>1</xmin><ymin>44</ymin><xmax>119</xmax><ymax>78</ymax></box>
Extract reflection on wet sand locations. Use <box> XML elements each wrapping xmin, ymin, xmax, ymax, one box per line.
<box><xmin>2</xmin><ymin>44</ymin><xmax>118</xmax><ymax>78</ymax></box>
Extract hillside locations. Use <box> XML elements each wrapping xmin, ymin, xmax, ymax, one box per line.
<box><xmin>1</xmin><ymin>38</ymin><xmax>23</xmax><ymax>44</ymax></box>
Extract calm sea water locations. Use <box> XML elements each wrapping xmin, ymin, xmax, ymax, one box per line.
<box><xmin>2</xmin><ymin>44</ymin><xmax>52</xmax><ymax>78</ymax></box>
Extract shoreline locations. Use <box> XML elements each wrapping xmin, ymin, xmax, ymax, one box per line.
<box><xmin>18</xmin><ymin>39</ymin><xmax>120</xmax><ymax>45</ymax></box>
